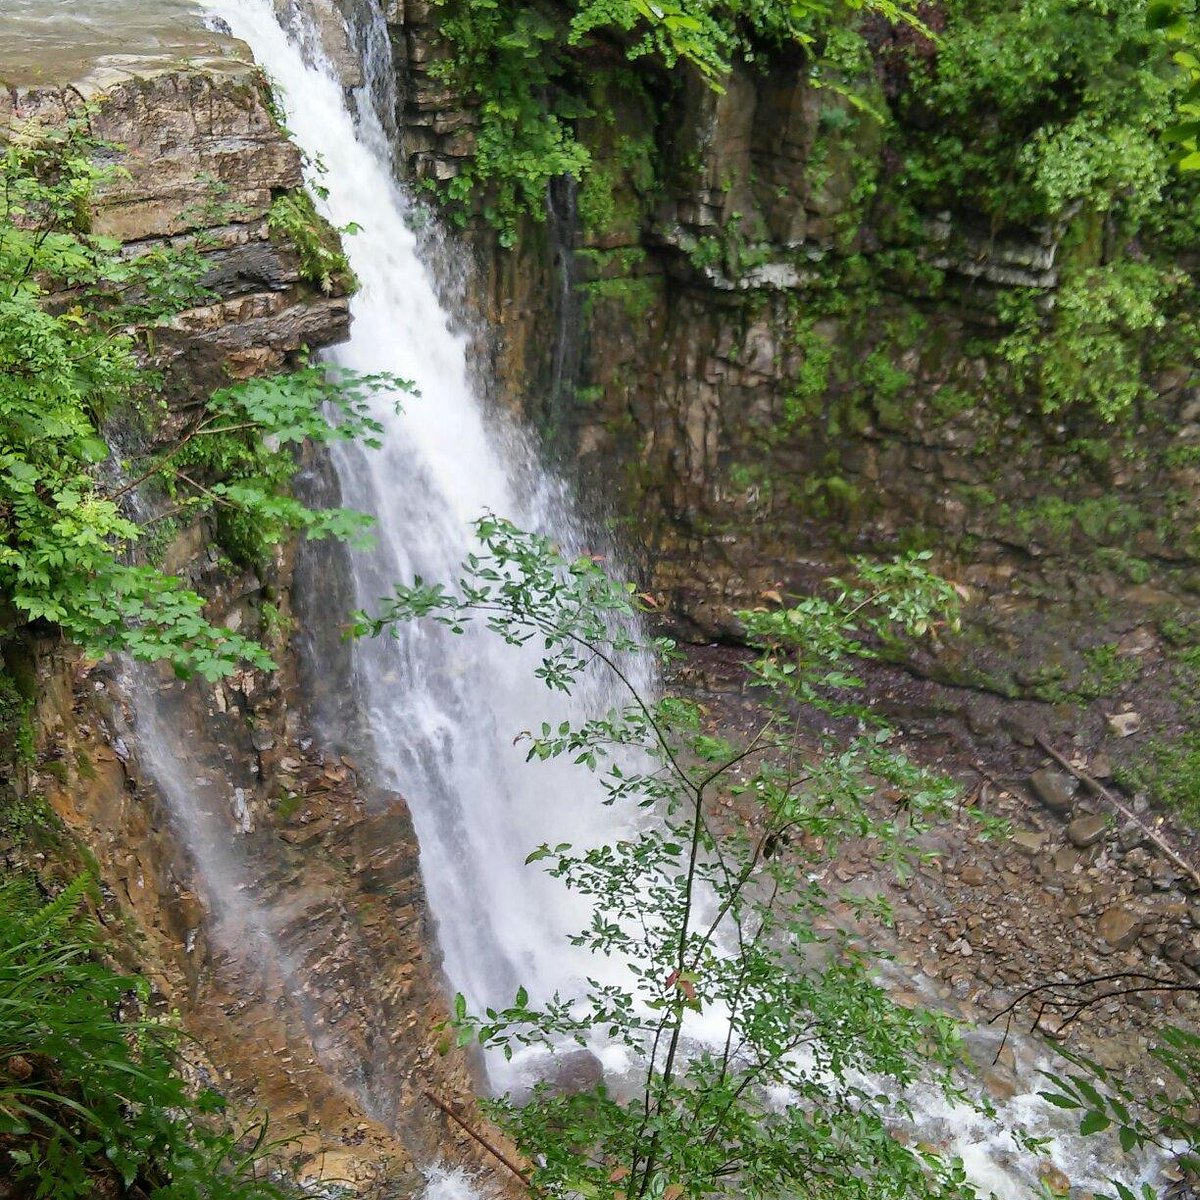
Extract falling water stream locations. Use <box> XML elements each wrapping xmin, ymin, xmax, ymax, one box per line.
<box><xmin>48</xmin><ymin>0</ymin><xmax>1169</xmax><ymax>1191</ymax></box>
<box><xmin>202</xmin><ymin>0</ymin><xmax>649</xmax><ymax>1093</ymax></box>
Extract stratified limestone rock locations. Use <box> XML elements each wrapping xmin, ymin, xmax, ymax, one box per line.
<box><xmin>1</xmin><ymin>26</ymin><xmax>494</xmax><ymax>1195</ymax></box>
<box><xmin>2</xmin><ymin>44</ymin><xmax>350</xmax><ymax>385</ymax></box>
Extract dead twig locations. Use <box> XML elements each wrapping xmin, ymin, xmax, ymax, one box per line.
<box><xmin>1034</xmin><ymin>735</ymin><xmax>1200</xmax><ymax>892</ymax></box>
<box><xmin>423</xmin><ymin>1088</ymin><xmax>536</xmax><ymax>1192</ymax></box>
<box><xmin>988</xmin><ymin>972</ymin><xmax>1198</xmax><ymax>1060</ymax></box>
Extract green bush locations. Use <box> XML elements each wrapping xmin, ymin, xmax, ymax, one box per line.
<box><xmin>267</xmin><ymin>189</ymin><xmax>355</xmax><ymax>294</ymax></box>
<box><xmin>998</xmin><ymin>263</ymin><xmax>1185</xmax><ymax>422</ymax></box>
<box><xmin>0</xmin><ymin>875</ymin><xmax>291</xmax><ymax>1197</ymax></box>
<box><xmin>426</xmin><ymin>0</ymin><xmax>919</xmax><ymax>240</ymax></box>
<box><xmin>0</xmin><ymin>122</ymin><xmax>404</xmax><ymax>679</ymax></box>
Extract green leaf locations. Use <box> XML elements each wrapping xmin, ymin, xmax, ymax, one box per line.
<box><xmin>1147</xmin><ymin>1</ymin><xmax>1180</xmax><ymax>28</ymax></box>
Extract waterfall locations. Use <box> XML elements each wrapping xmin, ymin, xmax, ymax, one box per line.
<box><xmin>185</xmin><ymin>4</ymin><xmax>1168</xmax><ymax>1196</ymax></box>
<box><xmin>203</xmin><ymin>0</ymin><xmax>646</xmax><ymax>1093</ymax></box>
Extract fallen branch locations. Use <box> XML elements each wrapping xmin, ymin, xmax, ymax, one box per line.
<box><xmin>423</xmin><ymin>1088</ymin><xmax>535</xmax><ymax>1192</ymax></box>
<box><xmin>1034</xmin><ymin>735</ymin><xmax>1200</xmax><ymax>892</ymax></box>
<box><xmin>989</xmin><ymin>971</ymin><xmax>1198</xmax><ymax>1058</ymax></box>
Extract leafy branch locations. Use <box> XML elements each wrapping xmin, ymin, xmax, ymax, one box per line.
<box><xmin>360</xmin><ymin>514</ymin><xmax>996</xmax><ymax>1200</ymax></box>
<box><xmin>0</xmin><ymin>119</ymin><xmax>408</xmax><ymax>680</ymax></box>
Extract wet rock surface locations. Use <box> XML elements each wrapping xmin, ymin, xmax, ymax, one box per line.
<box><xmin>2</xmin><ymin>32</ymin><xmax>351</xmax><ymax>392</ymax></box>
<box><xmin>24</xmin><ymin>590</ymin><xmax>507</xmax><ymax>1195</ymax></box>
<box><xmin>0</xmin><ymin>40</ymin><xmax>496</xmax><ymax>1194</ymax></box>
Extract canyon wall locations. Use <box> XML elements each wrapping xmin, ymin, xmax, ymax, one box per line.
<box><xmin>380</xmin><ymin>0</ymin><xmax>1200</xmax><ymax>789</ymax></box>
<box><xmin>360</xmin><ymin>6</ymin><xmax>1200</xmax><ymax>1042</ymax></box>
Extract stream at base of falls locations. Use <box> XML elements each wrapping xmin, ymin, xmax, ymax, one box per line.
<box><xmin>77</xmin><ymin>0</ymin><xmax>1173</xmax><ymax>1193</ymax></box>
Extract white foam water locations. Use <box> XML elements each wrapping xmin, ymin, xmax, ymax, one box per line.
<box><xmin>201</xmin><ymin>0</ymin><xmax>648</xmax><ymax>1094</ymax></box>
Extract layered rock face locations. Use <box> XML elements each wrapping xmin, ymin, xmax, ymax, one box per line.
<box><xmin>375</xmin><ymin>1</ymin><xmax>1200</xmax><ymax>1077</ymax></box>
<box><xmin>4</xmin><ymin>45</ymin><xmax>350</xmax><ymax>383</ymax></box>
<box><xmin>3</xmin><ymin>29</ymin><xmax>492</xmax><ymax>1196</ymax></box>
<box><xmin>380</xmin><ymin>2</ymin><xmax>1200</xmax><ymax>735</ymax></box>
<box><xmin>378</xmin><ymin>4</ymin><xmax>1194</xmax><ymax>619</ymax></box>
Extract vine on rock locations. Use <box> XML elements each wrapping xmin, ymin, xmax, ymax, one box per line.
<box><xmin>0</xmin><ymin>120</ymin><xmax>408</xmax><ymax>680</ymax></box>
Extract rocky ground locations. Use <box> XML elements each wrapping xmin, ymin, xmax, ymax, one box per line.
<box><xmin>672</xmin><ymin>636</ymin><xmax>1200</xmax><ymax>1090</ymax></box>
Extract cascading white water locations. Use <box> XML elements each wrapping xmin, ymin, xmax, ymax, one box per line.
<box><xmin>193</xmin><ymin>4</ymin><xmax>1170</xmax><ymax>1195</ymax></box>
<box><xmin>203</xmin><ymin>0</ymin><xmax>646</xmax><ymax>1092</ymax></box>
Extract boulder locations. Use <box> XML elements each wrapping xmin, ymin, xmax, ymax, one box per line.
<box><xmin>1029</xmin><ymin>768</ymin><xmax>1077</xmax><ymax>816</ymax></box>
<box><xmin>1067</xmin><ymin>814</ymin><xmax>1108</xmax><ymax>849</ymax></box>
<box><xmin>548</xmin><ymin>1049</ymin><xmax>604</xmax><ymax>1097</ymax></box>
<box><xmin>1096</xmin><ymin>906</ymin><xmax>1142</xmax><ymax>950</ymax></box>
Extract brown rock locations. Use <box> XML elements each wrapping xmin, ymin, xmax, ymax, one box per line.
<box><xmin>1096</xmin><ymin>906</ymin><xmax>1142</xmax><ymax>950</ymax></box>
<box><xmin>1053</xmin><ymin>847</ymin><xmax>1080</xmax><ymax>873</ymax></box>
<box><xmin>1067</xmin><ymin>814</ymin><xmax>1108</xmax><ymax>849</ymax></box>
<box><xmin>1030</xmin><ymin>768</ymin><xmax>1076</xmax><ymax>815</ymax></box>
<box><xmin>1012</xmin><ymin>829</ymin><xmax>1049</xmax><ymax>855</ymax></box>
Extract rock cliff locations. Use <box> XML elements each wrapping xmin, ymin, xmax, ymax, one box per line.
<box><xmin>374</xmin><ymin>0</ymin><xmax>1200</xmax><ymax>1059</ymax></box>
<box><xmin>2</xmin><ymin>23</ymin><xmax>492</xmax><ymax>1196</ymax></box>
<box><xmin>380</xmin><ymin>0</ymin><xmax>1200</xmax><ymax>825</ymax></box>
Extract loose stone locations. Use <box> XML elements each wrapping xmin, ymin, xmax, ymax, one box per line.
<box><xmin>1067</xmin><ymin>814</ymin><xmax>1108</xmax><ymax>849</ymax></box>
<box><xmin>1096</xmin><ymin>906</ymin><xmax>1142</xmax><ymax>950</ymax></box>
<box><xmin>1106</xmin><ymin>711</ymin><xmax>1142</xmax><ymax>738</ymax></box>
<box><xmin>1029</xmin><ymin>767</ymin><xmax>1076</xmax><ymax>815</ymax></box>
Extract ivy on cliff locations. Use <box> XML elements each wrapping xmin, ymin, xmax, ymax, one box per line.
<box><xmin>0</xmin><ymin>121</ymin><xmax>402</xmax><ymax>680</ymax></box>
<box><xmin>922</xmin><ymin>0</ymin><xmax>1198</xmax><ymax>422</ymax></box>
<box><xmin>427</xmin><ymin>0</ymin><xmax>921</xmax><ymax>243</ymax></box>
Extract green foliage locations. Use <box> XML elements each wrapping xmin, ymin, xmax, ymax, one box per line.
<box><xmin>1078</xmin><ymin>643</ymin><xmax>1141</xmax><ymax>694</ymax></box>
<box><xmin>1040</xmin><ymin>1028</ymin><xmax>1200</xmax><ymax>1191</ymax></box>
<box><xmin>580</xmin><ymin>247</ymin><xmax>658</xmax><ymax>319</ymax></box>
<box><xmin>428</xmin><ymin>0</ymin><xmax>592</xmax><ymax>245</ymax></box>
<box><xmin>159</xmin><ymin>365</ymin><xmax>397</xmax><ymax>568</ymax></box>
<box><xmin>1024</xmin><ymin>642</ymin><xmax>1140</xmax><ymax>704</ymax></box>
<box><xmin>427</xmin><ymin>0</ymin><xmax>919</xmax><ymax>240</ymax></box>
<box><xmin>890</xmin><ymin>0</ymin><xmax>1193</xmax><ymax>228</ymax></box>
<box><xmin>1147</xmin><ymin>1</ymin><xmax>1200</xmax><ymax>169</ymax></box>
<box><xmin>267</xmin><ymin>189</ymin><xmax>354</xmax><ymax>294</ymax></box>
<box><xmin>998</xmin><ymin>264</ymin><xmax>1186</xmax><ymax>422</ymax></box>
<box><xmin>0</xmin><ymin>875</ymin><xmax>292</xmax><ymax>1197</ymax></box>
<box><xmin>0</xmin><ymin>668</ymin><xmax>33</xmax><ymax>770</ymax></box>
<box><xmin>1110</xmin><ymin>634</ymin><xmax>1200</xmax><ymax>825</ymax></box>
<box><xmin>780</xmin><ymin>318</ymin><xmax>836</xmax><ymax>434</ymax></box>
<box><xmin>1000</xmin><ymin>492</ymin><xmax>1148</xmax><ymax>551</ymax></box>
<box><xmin>1114</xmin><ymin>731</ymin><xmax>1200</xmax><ymax>825</ymax></box>
<box><xmin>356</xmin><ymin>517</ymin><xmax>1020</xmax><ymax>1200</ymax></box>
<box><xmin>0</xmin><ymin>123</ymin><xmax>402</xmax><ymax>680</ymax></box>
<box><xmin>577</xmin><ymin>125</ymin><xmax>658</xmax><ymax>240</ymax></box>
